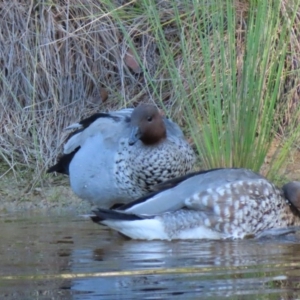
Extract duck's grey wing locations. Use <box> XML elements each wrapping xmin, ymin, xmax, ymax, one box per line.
<box><xmin>119</xmin><ymin>168</ymin><xmax>266</xmax><ymax>215</ymax></box>
<box><xmin>160</xmin><ymin>174</ymin><xmax>279</xmax><ymax>239</ymax></box>
<box><xmin>64</xmin><ymin>108</ymin><xmax>133</xmax><ymax>154</ymax></box>
<box><xmin>185</xmin><ymin>177</ymin><xmax>280</xmax><ymax>219</ymax></box>
<box><xmin>151</xmin><ymin>168</ymin><xmax>225</xmax><ymax>191</ymax></box>
<box><xmin>65</xmin><ymin>113</ymin><xmax>113</xmax><ymax>131</ymax></box>
<box><xmin>65</xmin><ymin>108</ymin><xmax>134</xmax><ymax>130</ymax></box>
<box><xmin>164</xmin><ymin>117</ymin><xmax>185</xmax><ymax>138</ymax></box>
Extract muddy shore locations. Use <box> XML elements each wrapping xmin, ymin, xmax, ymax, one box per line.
<box><xmin>0</xmin><ymin>174</ymin><xmax>93</xmax><ymax>213</ymax></box>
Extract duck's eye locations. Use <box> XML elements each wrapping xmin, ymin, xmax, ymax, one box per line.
<box><xmin>147</xmin><ymin>116</ymin><xmax>152</xmax><ymax>122</ymax></box>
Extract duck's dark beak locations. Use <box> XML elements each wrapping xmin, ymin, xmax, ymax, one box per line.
<box><xmin>128</xmin><ymin>126</ymin><xmax>141</xmax><ymax>145</ymax></box>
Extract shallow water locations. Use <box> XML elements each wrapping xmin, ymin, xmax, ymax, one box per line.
<box><xmin>1</xmin><ymin>213</ymin><xmax>300</xmax><ymax>299</ymax></box>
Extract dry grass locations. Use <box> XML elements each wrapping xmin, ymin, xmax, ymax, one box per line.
<box><xmin>0</xmin><ymin>1</ymin><xmax>189</xmax><ymax>177</ymax></box>
<box><xmin>1</xmin><ymin>0</ymin><xmax>300</xmax><ymax>187</ymax></box>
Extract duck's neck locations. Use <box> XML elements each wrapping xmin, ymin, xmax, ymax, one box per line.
<box><xmin>283</xmin><ymin>197</ymin><xmax>300</xmax><ymax>226</ymax></box>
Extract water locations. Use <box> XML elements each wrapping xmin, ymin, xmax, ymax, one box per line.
<box><xmin>1</xmin><ymin>213</ymin><xmax>300</xmax><ymax>299</ymax></box>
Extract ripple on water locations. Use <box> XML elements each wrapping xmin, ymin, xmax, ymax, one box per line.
<box><xmin>1</xmin><ymin>212</ymin><xmax>300</xmax><ymax>299</ymax></box>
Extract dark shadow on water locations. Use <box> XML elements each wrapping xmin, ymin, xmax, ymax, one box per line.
<box><xmin>1</xmin><ymin>212</ymin><xmax>300</xmax><ymax>299</ymax></box>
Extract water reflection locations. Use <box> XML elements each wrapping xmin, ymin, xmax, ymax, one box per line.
<box><xmin>1</xmin><ymin>213</ymin><xmax>300</xmax><ymax>299</ymax></box>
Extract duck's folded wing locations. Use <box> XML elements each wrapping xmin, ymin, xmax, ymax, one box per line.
<box><xmin>118</xmin><ymin>188</ymin><xmax>187</xmax><ymax>215</ymax></box>
<box><xmin>63</xmin><ymin>108</ymin><xmax>133</xmax><ymax>154</ymax></box>
<box><xmin>164</xmin><ymin>117</ymin><xmax>185</xmax><ymax>138</ymax></box>
<box><xmin>119</xmin><ymin>168</ymin><xmax>267</xmax><ymax>215</ymax></box>
<box><xmin>184</xmin><ymin>176</ymin><xmax>277</xmax><ymax>219</ymax></box>
<box><xmin>151</xmin><ymin>169</ymin><xmax>224</xmax><ymax>191</ymax></box>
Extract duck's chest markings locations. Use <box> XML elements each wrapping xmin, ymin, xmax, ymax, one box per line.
<box><xmin>114</xmin><ymin>139</ymin><xmax>189</xmax><ymax>196</ymax></box>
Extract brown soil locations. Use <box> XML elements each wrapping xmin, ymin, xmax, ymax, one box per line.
<box><xmin>0</xmin><ymin>174</ymin><xmax>92</xmax><ymax>213</ymax></box>
<box><xmin>262</xmin><ymin>140</ymin><xmax>300</xmax><ymax>183</ymax></box>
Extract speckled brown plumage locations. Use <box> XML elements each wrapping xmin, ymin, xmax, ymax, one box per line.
<box><xmin>159</xmin><ymin>178</ymin><xmax>300</xmax><ymax>239</ymax></box>
<box><xmin>91</xmin><ymin>168</ymin><xmax>300</xmax><ymax>240</ymax></box>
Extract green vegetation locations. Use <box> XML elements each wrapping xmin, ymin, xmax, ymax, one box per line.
<box><xmin>1</xmin><ymin>0</ymin><xmax>300</xmax><ymax>189</ymax></box>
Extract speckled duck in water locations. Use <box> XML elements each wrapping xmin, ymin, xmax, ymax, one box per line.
<box><xmin>47</xmin><ymin>104</ymin><xmax>196</xmax><ymax>208</ymax></box>
<box><xmin>91</xmin><ymin>168</ymin><xmax>300</xmax><ymax>240</ymax></box>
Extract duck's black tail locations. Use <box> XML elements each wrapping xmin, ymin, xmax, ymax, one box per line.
<box><xmin>90</xmin><ymin>208</ymin><xmax>150</xmax><ymax>223</ymax></box>
<box><xmin>47</xmin><ymin>148</ymin><xmax>79</xmax><ymax>175</ymax></box>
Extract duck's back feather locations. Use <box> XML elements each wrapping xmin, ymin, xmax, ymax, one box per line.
<box><xmin>63</xmin><ymin>109</ymin><xmax>132</xmax><ymax>155</ymax></box>
<box><xmin>117</xmin><ymin>168</ymin><xmax>264</xmax><ymax>215</ymax></box>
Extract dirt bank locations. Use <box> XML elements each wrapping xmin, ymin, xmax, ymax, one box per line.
<box><xmin>0</xmin><ymin>174</ymin><xmax>92</xmax><ymax>213</ymax></box>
